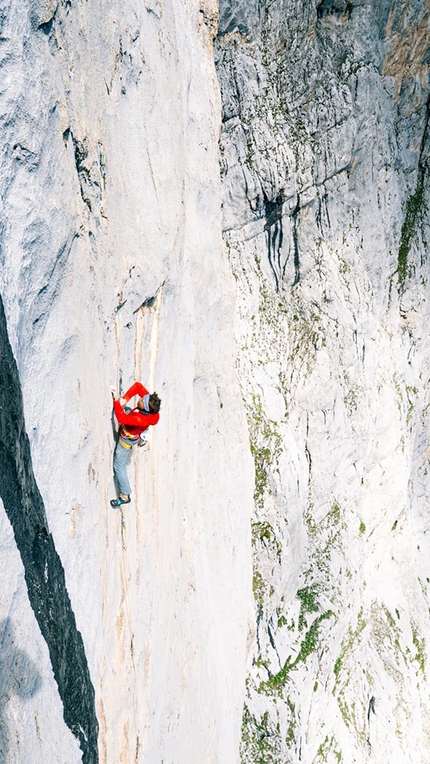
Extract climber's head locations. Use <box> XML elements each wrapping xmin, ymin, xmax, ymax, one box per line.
<box><xmin>137</xmin><ymin>392</ymin><xmax>161</xmax><ymax>413</ymax></box>
<box><xmin>149</xmin><ymin>392</ymin><xmax>161</xmax><ymax>413</ymax></box>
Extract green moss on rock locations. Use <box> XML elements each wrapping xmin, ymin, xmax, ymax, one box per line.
<box><xmin>397</xmin><ymin>176</ymin><xmax>426</xmax><ymax>287</ymax></box>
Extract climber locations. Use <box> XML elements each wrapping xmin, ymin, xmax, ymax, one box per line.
<box><xmin>110</xmin><ymin>381</ymin><xmax>161</xmax><ymax>507</ymax></box>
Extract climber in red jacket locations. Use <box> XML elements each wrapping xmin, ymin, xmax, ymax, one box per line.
<box><xmin>110</xmin><ymin>382</ymin><xmax>161</xmax><ymax>507</ymax></box>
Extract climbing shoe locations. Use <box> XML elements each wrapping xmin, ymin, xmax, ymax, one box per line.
<box><xmin>110</xmin><ymin>496</ymin><xmax>131</xmax><ymax>507</ymax></box>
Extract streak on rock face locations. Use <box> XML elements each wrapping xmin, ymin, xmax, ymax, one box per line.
<box><xmin>316</xmin><ymin>0</ymin><xmax>354</xmax><ymax>20</ymax></box>
<box><xmin>0</xmin><ymin>294</ymin><xmax>98</xmax><ymax>764</ymax></box>
<box><xmin>264</xmin><ymin>193</ymin><xmax>284</xmax><ymax>291</ymax></box>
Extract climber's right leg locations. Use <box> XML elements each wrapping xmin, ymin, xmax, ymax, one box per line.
<box><xmin>112</xmin><ymin>438</ymin><xmax>133</xmax><ymax>504</ymax></box>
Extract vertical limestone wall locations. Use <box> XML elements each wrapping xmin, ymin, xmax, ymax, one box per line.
<box><xmin>2</xmin><ymin>1</ymin><xmax>429</xmax><ymax>762</ymax></box>
<box><xmin>0</xmin><ymin>1</ymin><xmax>253</xmax><ymax>762</ymax></box>
<box><xmin>215</xmin><ymin>1</ymin><xmax>430</xmax><ymax>761</ymax></box>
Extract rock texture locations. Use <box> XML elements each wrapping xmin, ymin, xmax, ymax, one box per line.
<box><xmin>0</xmin><ymin>294</ymin><xmax>98</xmax><ymax>763</ymax></box>
<box><xmin>215</xmin><ymin>0</ymin><xmax>430</xmax><ymax>762</ymax></box>
<box><xmin>2</xmin><ymin>0</ymin><xmax>430</xmax><ymax>762</ymax></box>
<box><xmin>0</xmin><ymin>1</ymin><xmax>252</xmax><ymax>762</ymax></box>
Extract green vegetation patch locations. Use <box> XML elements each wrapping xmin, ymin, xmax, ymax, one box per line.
<box><xmin>368</xmin><ymin>602</ymin><xmax>426</xmax><ymax>700</ymax></box>
<box><xmin>303</xmin><ymin>500</ymin><xmax>346</xmax><ymax>586</ymax></box>
<box><xmin>285</xmin><ymin>697</ymin><xmax>296</xmax><ymax>745</ymax></box>
<box><xmin>411</xmin><ymin>620</ymin><xmax>426</xmax><ymax>677</ymax></box>
<box><xmin>397</xmin><ymin>175</ymin><xmax>427</xmax><ymax>288</ymax></box>
<box><xmin>240</xmin><ymin>706</ymin><xmax>284</xmax><ymax>764</ymax></box>
<box><xmin>313</xmin><ymin>735</ymin><xmax>342</xmax><ymax>763</ymax></box>
<box><xmin>258</xmin><ymin>610</ymin><xmax>334</xmax><ymax>696</ymax></box>
<box><xmin>332</xmin><ymin>609</ymin><xmax>368</xmax><ymax>736</ymax></box>
<box><xmin>286</xmin><ymin>293</ymin><xmax>327</xmax><ymax>378</ymax></box>
<box><xmin>333</xmin><ymin>608</ymin><xmax>366</xmax><ymax>682</ymax></box>
<box><xmin>297</xmin><ymin>585</ymin><xmax>319</xmax><ymax>631</ymax></box>
<box><xmin>252</xmin><ymin>521</ymin><xmax>282</xmax><ymax>561</ymax></box>
<box><xmin>247</xmin><ymin>394</ymin><xmax>282</xmax><ymax>509</ymax></box>
<box><xmin>406</xmin><ymin>384</ymin><xmax>418</xmax><ymax>425</ymax></box>
<box><xmin>253</xmin><ymin>570</ymin><xmax>274</xmax><ymax>606</ymax></box>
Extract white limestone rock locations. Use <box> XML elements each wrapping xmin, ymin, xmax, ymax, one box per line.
<box><xmin>216</xmin><ymin>0</ymin><xmax>430</xmax><ymax>761</ymax></box>
<box><xmin>0</xmin><ymin>0</ymin><xmax>253</xmax><ymax>762</ymax></box>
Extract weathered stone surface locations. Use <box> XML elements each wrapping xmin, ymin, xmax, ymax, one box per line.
<box><xmin>0</xmin><ymin>1</ymin><xmax>253</xmax><ymax>762</ymax></box>
<box><xmin>2</xmin><ymin>0</ymin><xmax>430</xmax><ymax>761</ymax></box>
<box><xmin>216</xmin><ymin>0</ymin><xmax>430</xmax><ymax>761</ymax></box>
<box><xmin>0</xmin><ymin>295</ymin><xmax>97</xmax><ymax>763</ymax></box>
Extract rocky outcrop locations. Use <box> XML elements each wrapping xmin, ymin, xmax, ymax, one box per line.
<box><xmin>216</xmin><ymin>0</ymin><xmax>430</xmax><ymax>761</ymax></box>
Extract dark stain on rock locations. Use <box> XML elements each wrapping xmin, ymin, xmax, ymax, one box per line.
<box><xmin>291</xmin><ymin>195</ymin><xmax>301</xmax><ymax>287</ymax></box>
<box><xmin>317</xmin><ymin>0</ymin><xmax>354</xmax><ymax>20</ymax></box>
<box><xmin>264</xmin><ymin>193</ymin><xmax>284</xmax><ymax>292</ymax></box>
<box><xmin>72</xmin><ymin>135</ymin><xmax>93</xmax><ymax>212</ymax></box>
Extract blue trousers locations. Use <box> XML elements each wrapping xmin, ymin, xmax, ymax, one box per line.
<box><xmin>113</xmin><ymin>438</ymin><xmax>135</xmax><ymax>495</ymax></box>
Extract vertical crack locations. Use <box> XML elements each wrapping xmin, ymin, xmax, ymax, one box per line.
<box><xmin>0</xmin><ymin>295</ymin><xmax>98</xmax><ymax>764</ymax></box>
<box><xmin>291</xmin><ymin>195</ymin><xmax>301</xmax><ymax>286</ymax></box>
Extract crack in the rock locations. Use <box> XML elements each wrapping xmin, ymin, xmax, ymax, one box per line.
<box><xmin>291</xmin><ymin>195</ymin><xmax>301</xmax><ymax>286</ymax></box>
<box><xmin>0</xmin><ymin>294</ymin><xmax>99</xmax><ymax>764</ymax></box>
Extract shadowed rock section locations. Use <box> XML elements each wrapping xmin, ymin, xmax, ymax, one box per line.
<box><xmin>0</xmin><ymin>619</ymin><xmax>42</xmax><ymax>764</ymax></box>
<box><xmin>0</xmin><ymin>295</ymin><xmax>98</xmax><ymax>764</ymax></box>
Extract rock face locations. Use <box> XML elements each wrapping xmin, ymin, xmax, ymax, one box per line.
<box><xmin>215</xmin><ymin>0</ymin><xmax>430</xmax><ymax>762</ymax></box>
<box><xmin>0</xmin><ymin>1</ymin><xmax>252</xmax><ymax>762</ymax></box>
<box><xmin>1</xmin><ymin>0</ymin><xmax>430</xmax><ymax>762</ymax></box>
<box><xmin>0</xmin><ymin>294</ymin><xmax>98</xmax><ymax>763</ymax></box>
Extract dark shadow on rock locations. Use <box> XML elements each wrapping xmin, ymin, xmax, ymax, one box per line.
<box><xmin>0</xmin><ymin>618</ymin><xmax>42</xmax><ymax>764</ymax></box>
<box><xmin>0</xmin><ymin>294</ymin><xmax>99</xmax><ymax>764</ymax></box>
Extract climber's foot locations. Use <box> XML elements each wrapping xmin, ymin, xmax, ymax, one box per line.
<box><xmin>110</xmin><ymin>495</ymin><xmax>131</xmax><ymax>507</ymax></box>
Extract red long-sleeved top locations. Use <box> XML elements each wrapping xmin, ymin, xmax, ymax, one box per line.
<box><xmin>114</xmin><ymin>382</ymin><xmax>159</xmax><ymax>438</ymax></box>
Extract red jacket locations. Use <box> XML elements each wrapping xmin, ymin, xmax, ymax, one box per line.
<box><xmin>114</xmin><ymin>382</ymin><xmax>159</xmax><ymax>439</ymax></box>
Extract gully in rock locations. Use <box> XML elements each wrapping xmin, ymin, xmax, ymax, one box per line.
<box><xmin>111</xmin><ymin>382</ymin><xmax>161</xmax><ymax>506</ymax></box>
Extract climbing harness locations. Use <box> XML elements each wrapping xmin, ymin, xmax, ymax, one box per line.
<box><xmin>120</xmin><ymin>427</ymin><xmax>140</xmax><ymax>441</ymax></box>
<box><xmin>119</xmin><ymin>437</ymin><xmax>134</xmax><ymax>449</ymax></box>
